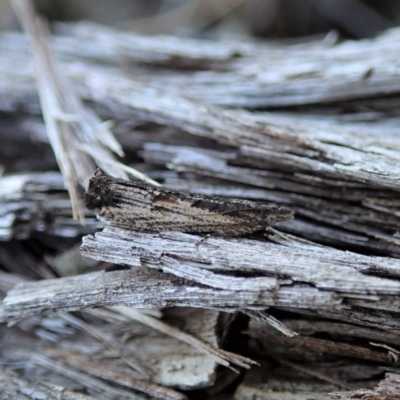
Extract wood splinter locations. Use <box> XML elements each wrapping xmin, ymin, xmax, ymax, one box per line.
<box><xmin>85</xmin><ymin>169</ymin><xmax>294</xmax><ymax>236</ymax></box>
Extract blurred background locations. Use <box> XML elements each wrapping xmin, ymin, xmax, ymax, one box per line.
<box><xmin>1</xmin><ymin>0</ymin><xmax>400</xmax><ymax>39</ymax></box>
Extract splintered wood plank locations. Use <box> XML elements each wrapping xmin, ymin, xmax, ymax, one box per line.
<box><xmin>3</xmin><ymin>23</ymin><xmax>400</xmax><ymax>107</ymax></box>
<box><xmin>0</xmin><ymin>172</ymin><xmax>100</xmax><ymax>240</ymax></box>
<box><xmin>2</xmin><ymin>227</ymin><xmax>400</xmax><ymax>332</ymax></box>
<box><xmin>0</xmin><ymin>366</ymin><xmax>96</xmax><ymax>400</ymax></box>
<box><xmin>0</xmin><ymin>268</ymin><xmax>339</xmax><ymax>321</ymax></box>
<box><xmin>80</xmin><ymin>227</ymin><xmax>400</xmax><ymax>297</ymax></box>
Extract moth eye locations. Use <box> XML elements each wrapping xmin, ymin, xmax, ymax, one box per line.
<box><xmin>153</xmin><ymin>192</ymin><xmax>178</xmax><ymax>204</ymax></box>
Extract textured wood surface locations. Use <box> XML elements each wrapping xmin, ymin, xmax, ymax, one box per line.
<box><xmin>2</xmin><ymin>14</ymin><xmax>400</xmax><ymax>399</ymax></box>
<box><xmin>3</xmin><ymin>227</ymin><xmax>400</xmax><ymax>332</ymax></box>
<box><xmin>3</xmin><ymin>22</ymin><xmax>400</xmax><ymax>108</ymax></box>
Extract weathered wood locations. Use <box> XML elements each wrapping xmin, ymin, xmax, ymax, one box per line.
<box><xmin>3</xmin><ymin>21</ymin><xmax>400</xmax><ymax>257</ymax></box>
<box><xmin>0</xmin><ymin>366</ymin><xmax>96</xmax><ymax>400</ymax></box>
<box><xmin>0</xmin><ymin>172</ymin><xmax>100</xmax><ymax>240</ymax></box>
<box><xmin>3</xmin><ymin>25</ymin><xmax>400</xmax><ymax>193</ymax></box>
<box><xmin>0</xmin><ymin>305</ymin><xmax>238</xmax><ymax>393</ymax></box>
<box><xmin>4</xmin><ymin>226</ymin><xmax>400</xmax><ymax>331</ymax></box>
<box><xmin>0</xmin><ymin>267</ymin><xmax>339</xmax><ymax>321</ymax></box>
<box><xmin>12</xmin><ymin>0</ymin><xmax>131</xmax><ymax>221</ymax></box>
<box><xmin>142</xmin><ymin>143</ymin><xmax>400</xmax><ymax>256</ymax></box>
<box><xmin>3</xmin><ymin>22</ymin><xmax>400</xmax><ymax>108</ymax></box>
<box><xmin>245</xmin><ymin>372</ymin><xmax>399</xmax><ymax>400</ymax></box>
<box><xmin>3</xmin><ymin>13</ymin><xmax>400</xmax><ymax>399</ymax></box>
<box><xmin>238</xmin><ymin>318</ymin><xmax>400</xmax><ymax>399</ymax></box>
<box><xmin>331</xmin><ymin>373</ymin><xmax>400</xmax><ymax>399</ymax></box>
<box><xmin>81</xmin><ymin>226</ymin><xmax>400</xmax><ymax>298</ymax></box>
<box><xmin>246</xmin><ymin>328</ymin><xmax>395</xmax><ymax>365</ymax></box>
<box><xmin>38</xmin><ymin>348</ymin><xmax>187</xmax><ymax>398</ymax></box>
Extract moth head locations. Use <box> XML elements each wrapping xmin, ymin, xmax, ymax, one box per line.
<box><xmin>84</xmin><ymin>169</ymin><xmax>116</xmax><ymax>212</ymax></box>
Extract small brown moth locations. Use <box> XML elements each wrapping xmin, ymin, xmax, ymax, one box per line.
<box><xmin>85</xmin><ymin>169</ymin><xmax>294</xmax><ymax>236</ymax></box>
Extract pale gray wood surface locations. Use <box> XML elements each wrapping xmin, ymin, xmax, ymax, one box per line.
<box><xmin>3</xmin><ymin>22</ymin><xmax>400</xmax><ymax>108</ymax></box>
<box><xmin>0</xmin><ymin>366</ymin><xmax>96</xmax><ymax>400</ymax></box>
<box><xmin>2</xmin><ymin>20</ymin><xmax>400</xmax><ymax>255</ymax></box>
<box><xmin>3</xmin><ymin>227</ymin><xmax>400</xmax><ymax>334</ymax></box>
<box><xmin>0</xmin><ymin>172</ymin><xmax>100</xmax><ymax>240</ymax></box>
<box><xmin>2</xmin><ymin>16</ymin><xmax>400</xmax><ymax>399</ymax></box>
<box><xmin>0</xmin><ymin>267</ymin><xmax>337</xmax><ymax>320</ymax></box>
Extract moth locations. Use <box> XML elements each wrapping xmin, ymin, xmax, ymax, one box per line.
<box><xmin>85</xmin><ymin>169</ymin><xmax>294</xmax><ymax>236</ymax></box>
